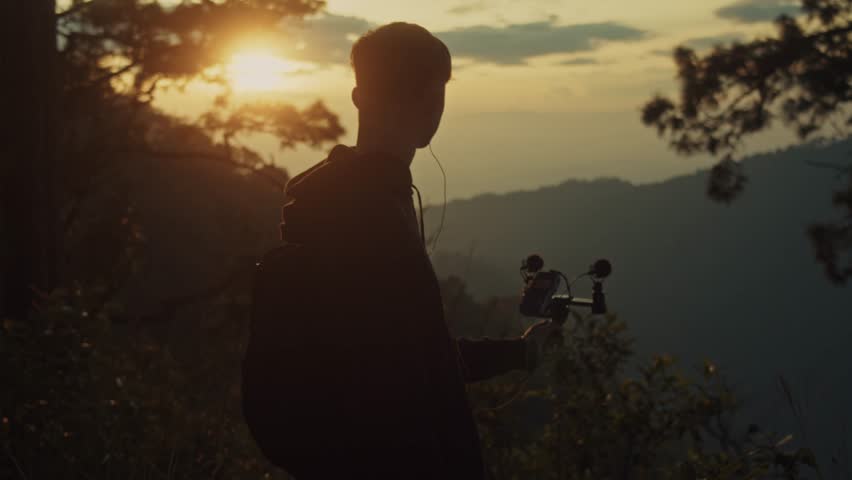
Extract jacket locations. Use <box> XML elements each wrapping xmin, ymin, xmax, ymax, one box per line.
<box><xmin>241</xmin><ymin>144</ymin><xmax>529</xmax><ymax>479</ymax></box>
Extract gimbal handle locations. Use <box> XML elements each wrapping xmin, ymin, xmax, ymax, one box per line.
<box><xmin>548</xmin><ymin>280</ymin><xmax>607</xmax><ymax>324</ymax></box>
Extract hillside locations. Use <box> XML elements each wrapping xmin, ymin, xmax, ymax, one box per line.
<box><xmin>426</xmin><ymin>138</ymin><xmax>852</xmax><ymax>464</ymax></box>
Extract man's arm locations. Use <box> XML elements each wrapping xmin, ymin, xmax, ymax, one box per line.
<box><xmin>455</xmin><ymin>319</ymin><xmax>559</xmax><ymax>383</ymax></box>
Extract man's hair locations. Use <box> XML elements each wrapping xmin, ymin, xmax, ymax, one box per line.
<box><xmin>351</xmin><ymin>22</ymin><xmax>451</xmax><ymax>99</ymax></box>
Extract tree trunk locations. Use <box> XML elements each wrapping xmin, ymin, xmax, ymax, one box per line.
<box><xmin>0</xmin><ymin>0</ymin><xmax>57</xmax><ymax>319</ymax></box>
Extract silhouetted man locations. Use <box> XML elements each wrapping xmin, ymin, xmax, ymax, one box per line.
<box><xmin>241</xmin><ymin>22</ymin><xmax>560</xmax><ymax>480</ymax></box>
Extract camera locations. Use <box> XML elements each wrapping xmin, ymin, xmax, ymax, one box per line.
<box><xmin>518</xmin><ymin>254</ymin><xmax>612</xmax><ymax>321</ymax></box>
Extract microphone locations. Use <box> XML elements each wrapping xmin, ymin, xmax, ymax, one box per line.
<box><xmin>588</xmin><ymin>259</ymin><xmax>612</xmax><ymax>279</ymax></box>
<box><xmin>522</xmin><ymin>254</ymin><xmax>544</xmax><ymax>273</ymax></box>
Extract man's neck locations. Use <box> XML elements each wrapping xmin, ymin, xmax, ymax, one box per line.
<box><xmin>355</xmin><ymin>128</ymin><xmax>416</xmax><ymax>168</ymax></box>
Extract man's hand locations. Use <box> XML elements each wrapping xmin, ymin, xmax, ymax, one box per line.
<box><xmin>521</xmin><ymin>319</ymin><xmax>564</xmax><ymax>371</ymax></box>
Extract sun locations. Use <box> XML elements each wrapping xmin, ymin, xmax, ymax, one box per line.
<box><xmin>226</xmin><ymin>50</ymin><xmax>309</xmax><ymax>92</ymax></box>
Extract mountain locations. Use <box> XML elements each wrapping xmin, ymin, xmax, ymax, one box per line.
<box><xmin>426</xmin><ymin>138</ymin><xmax>852</xmax><ymax>465</ymax></box>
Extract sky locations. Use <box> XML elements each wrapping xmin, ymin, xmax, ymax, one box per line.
<box><xmin>154</xmin><ymin>0</ymin><xmax>804</xmax><ymax>205</ymax></box>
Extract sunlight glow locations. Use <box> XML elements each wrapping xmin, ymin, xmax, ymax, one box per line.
<box><xmin>226</xmin><ymin>50</ymin><xmax>313</xmax><ymax>92</ymax></box>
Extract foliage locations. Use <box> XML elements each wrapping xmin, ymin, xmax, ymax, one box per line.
<box><xmin>2</xmin><ymin>249</ymin><xmax>818</xmax><ymax>479</ymax></box>
<box><xmin>55</xmin><ymin>0</ymin><xmax>344</xmax><ymax>255</ymax></box>
<box><xmin>439</xmin><ymin>274</ymin><xmax>819</xmax><ymax>479</ymax></box>
<box><xmin>0</xmin><ymin>281</ymin><xmax>290</xmax><ymax>479</ymax></box>
<box><xmin>641</xmin><ymin>0</ymin><xmax>851</xmax><ymax>284</ymax></box>
<box><xmin>2</xmin><ymin>0</ymin><xmax>346</xmax><ymax>318</ymax></box>
<box><xmin>3</xmin><ymin>1</ymin><xmax>344</xmax><ymax>476</ymax></box>
<box><xmin>468</xmin><ymin>313</ymin><xmax>820</xmax><ymax>480</ymax></box>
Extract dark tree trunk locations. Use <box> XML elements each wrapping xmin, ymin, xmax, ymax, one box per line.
<box><xmin>1</xmin><ymin>0</ymin><xmax>57</xmax><ymax>319</ymax></box>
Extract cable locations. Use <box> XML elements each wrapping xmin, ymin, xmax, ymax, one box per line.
<box><xmin>429</xmin><ymin>145</ymin><xmax>541</xmax><ymax>413</ymax></box>
<box><xmin>569</xmin><ymin>273</ymin><xmax>589</xmax><ymax>290</ymax></box>
<box><xmin>411</xmin><ymin>183</ymin><xmax>426</xmax><ymax>248</ymax></box>
<box><xmin>426</xmin><ymin>143</ymin><xmax>447</xmax><ymax>257</ymax></box>
<box><xmin>478</xmin><ymin>373</ymin><xmax>533</xmax><ymax>412</ymax></box>
<box><xmin>421</xmin><ymin>145</ymin><xmax>475</xmax><ymax>384</ymax></box>
<box><xmin>422</xmin><ymin>144</ymin><xmax>532</xmax><ymax>412</ymax></box>
<box><xmin>557</xmin><ymin>271</ymin><xmax>572</xmax><ymax>297</ymax></box>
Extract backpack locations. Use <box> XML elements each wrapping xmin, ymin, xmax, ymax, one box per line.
<box><xmin>240</xmin><ymin>243</ymin><xmax>316</xmax><ymax>465</ymax></box>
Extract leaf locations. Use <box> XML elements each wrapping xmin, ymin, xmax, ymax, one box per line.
<box><xmin>703</xmin><ymin>360</ymin><xmax>717</xmax><ymax>378</ymax></box>
<box><xmin>775</xmin><ymin>434</ymin><xmax>793</xmax><ymax>448</ymax></box>
<box><xmin>795</xmin><ymin>448</ymin><xmax>818</xmax><ymax>468</ymax></box>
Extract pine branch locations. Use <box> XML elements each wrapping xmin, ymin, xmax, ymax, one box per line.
<box><xmin>141</xmin><ymin>148</ymin><xmax>287</xmax><ymax>191</ymax></box>
<box><xmin>55</xmin><ymin>0</ymin><xmax>98</xmax><ymax>19</ymax></box>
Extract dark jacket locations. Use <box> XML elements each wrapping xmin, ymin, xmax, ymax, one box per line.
<box><xmin>241</xmin><ymin>145</ymin><xmax>529</xmax><ymax>480</ymax></box>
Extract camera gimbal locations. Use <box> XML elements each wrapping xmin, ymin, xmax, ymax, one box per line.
<box><xmin>518</xmin><ymin>254</ymin><xmax>612</xmax><ymax>325</ymax></box>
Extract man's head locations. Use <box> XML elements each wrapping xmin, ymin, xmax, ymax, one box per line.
<box><xmin>351</xmin><ymin>22</ymin><xmax>451</xmax><ymax>149</ymax></box>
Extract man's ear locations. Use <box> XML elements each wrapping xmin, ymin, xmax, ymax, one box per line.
<box><xmin>351</xmin><ymin>86</ymin><xmax>361</xmax><ymax>110</ymax></box>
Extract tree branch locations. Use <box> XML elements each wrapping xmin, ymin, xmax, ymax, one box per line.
<box><xmin>142</xmin><ymin>148</ymin><xmax>287</xmax><ymax>191</ymax></box>
<box><xmin>65</xmin><ymin>61</ymin><xmax>139</xmax><ymax>93</ymax></box>
<box><xmin>56</xmin><ymin>0</ymin><xmax>98</xmax><ymax>19</ymax></box>
<box><xmin>141</xmin><ymin>262</ymin><xmax>254</xmax><ymax>325</ymax></box>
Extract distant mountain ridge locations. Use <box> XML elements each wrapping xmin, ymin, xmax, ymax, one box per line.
<box><xmin>426</xmin><ymin>138</ymin><xmax>852</xmax><ymax>465</ymax></box>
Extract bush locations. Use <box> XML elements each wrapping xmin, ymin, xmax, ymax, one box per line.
<box><xmin>1</xmin><ymin>284</ymin><xmax>285</xmax><ymax>479</ymax></box>
<box><xmin>468</xmin><ymin>313</ymin><xmax>819</xmax><ymax>480</ymax></box>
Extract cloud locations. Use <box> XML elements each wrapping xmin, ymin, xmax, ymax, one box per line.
<box><xmin>684</xmin><ymin>32</ymin><xmax>745</xmax><ymax>50</ymax></box>
<box><xmin>715</xmin><ymin>0</ymin><xmax>802</xmax><ymax>23</ymax></box>
<box><xmin>559</xmin><ymin>57</ymin><xmax>599</xmax><ymax>66</ymax></box>
<box><xmin>279</xmin><ymin>14</ymin><xmax>375</xmax><ymax>66</ymax></box>
<box><xmin>651</xmin><ymin>33</ymin><xmax>746</xmax><ymax>57</ymax></box>
<box><xmin>447</xmin><ymin>1</ymin><xmax>489</xmax><ymax>15</ymax></box>
<box><xmin>276</xmin><ymin>14</ymin><xmax>643</xmax><ymax>68</ymax></box>
<box><xmin>435</xmin><ymin>17</ymin><xmax>646</xmax><ymax>65</ymax></box>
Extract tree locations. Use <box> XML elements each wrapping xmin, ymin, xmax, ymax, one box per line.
<box><xmin>1</xmin><ymin>0</ymin><xmax>60</xmax><ymax>321</ymax></box>
<box><xmin>2</xmin><ymin>4</ymin><xmax>346</xmax><ymax>476</ymax></box>
<box><xmin>0</xmin><ymin>0</ymin><xmax>344</xmax><ymax>319</ymax></box>
<box><xmin>641</xmin><ymin>0</ymin><xmax>851</xmax><ymax>284</ymax></box>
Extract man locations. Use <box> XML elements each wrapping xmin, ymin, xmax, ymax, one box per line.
<box><xmin>241</xmin><ymin>22</ymin><xmax>561</xmax><ymax>479</ymax></box>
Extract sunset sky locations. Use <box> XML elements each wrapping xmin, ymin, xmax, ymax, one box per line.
<box><xmin>154</xmin><ymin>0</ymin><xmax>804</xmax><ymax>204</ymax></box>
